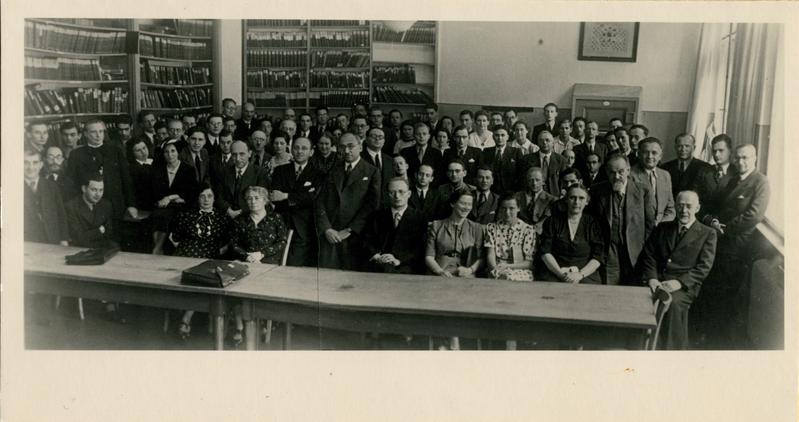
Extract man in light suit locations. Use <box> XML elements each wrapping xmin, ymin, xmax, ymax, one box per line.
<box><xmin>515</xmin><ymin>167</ymin><xmax>556</xmax><ymax>234</ymax></box>
<box><xmin>518</xmin><ymin>130</ymin><xmax>568</xmax><ymax>195</ymax></box>
<box><xmin>480</xmin><ymin>125</ymin><xmax>523</xmax><ymax>194</ymax></box>
<box><xmin>469</xmin><ymin>167</ymin><xmax>499</xmax><ymax>225</ymax></box>
<box><xmin>214</xmin><ymin>141</ymin><xmax>269</xmax><ymax>219</ymax></box>
<box><xmin>639</xmin><ymin>190</ymin><xmax>717</xmax><ymax>350</ymax></box>
<box><xmin>630</xmin><ymin>137</ymin><xmax>675</xmax><ymax>225</ymax></box>
<box><xmin>661</xmin><ymin>133</ymin><xmax>712</xmax><ymax>199</ymax></box>
<box><xmin>362</xmin><ymin>178</ymin><xmax>426</xmax><ymax>274</ymax></box>
<box><xmin>589</xmin><ymin>154</ymin><xmax>656</xmax><ymax>285</ymax></box>
<box><xmin>315</xmin><ymin>133</ymin><xmax>381</xmax><ymax>270</ymax></box>
<box><xmin>361</xmin><ymin>127</ymin><xmax>394</xmax><ymax>208</ymax></box>
<box><xmin>179</xmin><ymin>127</ymin><xmax>211</xmax><ymax>185</ymax></box>
<box><xmin>270</xmin><ymin>137</ymin><xmax>324</xmax><ymax>267</ymax></box>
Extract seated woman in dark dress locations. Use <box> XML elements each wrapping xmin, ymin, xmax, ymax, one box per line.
<box><xmin>150</xmin><ymin>142</ymin><xmax>198</xmax><ymax>255</ymax></box>
<box><xmin>229</xmin><ymin>186</ymin><xmax>289</xmax><ymax>346</ymax></box>
<box><xmin>170</xmin><ymin>184</ymin><xmax>231</xmax><ymax>339</ymax></box>
<box><xmin>538</xmin><ymin>184</ymin><xmax>603</xmax><ymax>284</ymax></box>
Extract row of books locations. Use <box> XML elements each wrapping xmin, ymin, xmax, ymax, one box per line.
<box><xmin>25</xmin><ymin>20</ymin><xmax>127</xmax><ymax>54</ymax></box>
<box><xmin>310</xmin><ymin>70</ymin><xmax>368</xmax><ymax>89</ymax></box>
<box><xmin>372</xmin><ymin>86</ymin><xmax>433</xmax><ymax>104</ymax></box>
<box><xmin>246</xmin><ymin>69</ymin><xmax>307</xmax><ymax>89</ymax></box>
<box><xmin>249</xmin><ymin>92</ymin><xmax>308</xmax><ymax>108</ymax></box>
<box><xmin>246</xmin><ymin>49</ymin><xmax>307</xmax><ymax>67</ymax></box>
<box><xmin>140</xmin><ymin>61</ymin><xmax>212</xmax><ymax>85</ymax></box>
<box><xmin>309</xmin><ymin>90</ymin><xmax>370</xmax><ymax>107</ymax></box>
<box><xmin>141</xmin><ymin>87</ymin><xmax>213</xmax><ymax>109</ymax></box>
<box><xmin>46</xmin><ymin>19</ymin><xmax>128</xmax><ymax>30</ymax></box>
<box><xmin>310</xmin><ymin>31</ymin><xmax>369</xmax><ymax>48</ymax></box>
<box><xmin>174</xmin><ymin>20</ymin><xmax>214</xmax><ymax>37</ymax></box>
<box><xmin>25</xmin><ymin>87</ymin><xmax>129</xmax><ymax>116</ymax></box>
<box><xmin>373</xmin><ymin>64</ymin><xmax>417</xmax><ymax>84</ymax></box>
<box><xmin>246</xmin><ymin>32</ymin><xmax>307</xmax><ymax>48</ymax></box>
<box><xmin>310</xmin><ymin>20</ymin><xmax>367</xmax><ymax>27</ymax></box>
<box><xmin>373</xmin><ymin>22</ymin><xmax>436</xmax><ymax>44</ymax></box>
<box><xmin>249</xmin><ymin>20</ymin><xmax>306</xmax><ymax>27</ymax></box>
<box><xmin>139</xmin><ymin>35</ymin><xmax>211</xmax><ymax>60</ymax></box>
<box><xmin>310</xmin><ymin>50</ymin><xmax>369</xmax><ymax>68</ymax></box>
<box><xmin>25</xmin><ymin>56</ymin><xmax>104</xmax><ymax>81</ymax></box>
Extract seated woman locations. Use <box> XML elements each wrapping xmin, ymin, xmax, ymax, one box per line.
<box><xmin>229</xmin><ymin>186</ymin><xmax>289</xmax><ymax>346</ymax></box>
<box><xmin>170</xmin><ymin>184</ymin><xmax>231</xmax><ymax>339</ymax></box>
<box><xmin>151</xmin><ymin>142</ymin><xmax>198</xmax><ymax>255</ymax></box>
<box><xmin>484</xmin><ymin>193</ymin><xmax>536</xmax><ymax>281</ymax></box>
<box><xmin>538</xmin><ymin>184</ymin><xmax>603</xmax><ymax>284</ymax></box>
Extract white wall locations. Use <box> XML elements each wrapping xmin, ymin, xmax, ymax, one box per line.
<box><xmin>216</xmin><ymin>20</ymin><xmax>243</xmax><ymax>107</ymax></box>
<box><xmin>437</xmin><ymin>22</ymin><xmax>701</xmax><ymax>112</ymax></box>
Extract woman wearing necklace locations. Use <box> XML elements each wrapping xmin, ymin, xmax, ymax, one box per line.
<box><xmin>484</xmin><ymin>193</ymin><xmax>536</xmax><ymax>281</ymax></box>
<box><xmin>229</xmin><ymin>186</ymin><xmax>289</xmax><ymax>346</ymax></box>
<box><xmin>265</xmin><ymin>132</ymin><xmax>293</xmax><ymax>184</ymax></box>
<box><xmin>538</xmin><ymin>184</ymin><xmax>603</xmax><ymax>284</ymax></box>
<box><xmin>150</xmin><ymin>143</ymin><xmax>198</xmax><ymax>255</ymax></box>
<box><xmin>170</xmin><ymin>184</ymin><xmax>231</xmax><ymax>340</ymax></box>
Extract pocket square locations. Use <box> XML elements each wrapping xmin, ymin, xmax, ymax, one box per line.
<box><xmin>308</xmin><ymin>187</ymin><xmax>315</xmax><ymax>193</ymax></box>
<box><xmin>304</xmin><ymin>181</ymin><xmax>312</xmax><ymax>187</ymax></box>
<box><xmin>362</xmin><ymin>177</ymin><xmax>369</xmax><ymax>181</ymax></box>
<box><xmin>468</xmin><ymin>158</ymin><xmax>475</xmax><ymax>163</ymax></box>
<box><xmin>737</xmin><ymin>195</ymin><xmax>746</xmax><ymax>199</ymax></box>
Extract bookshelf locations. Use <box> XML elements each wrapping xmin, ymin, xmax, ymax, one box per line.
<box><xmin>24</xmin><ymin>18</ymin><xmax>220</xmax><ymax>143</ymax></box>
<box><xmin>242</xmin><ymin>20</ymin><xmax>437</xmax><ymax>116</ymax></box>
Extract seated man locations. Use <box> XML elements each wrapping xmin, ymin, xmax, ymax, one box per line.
<box><xmin>362</xmin><ymin>178</ymin><xmax>426</xmax><ymax>274</ymax></box>
<box><xmin>638</xmin><ymin>190</ymin><xmax>717</xmax><ymax>350</ymax></box>
<box><xmin>470</xmin><ymin>167</ymin><xmax>499</xmax><ymax>224</ymax></box>
<box><xmin>408</xmin><ymin>164</ymin><xmax>440</xmax><ymax>222</ymax></box>
<box><xmin>64</xmin><ymin>174</ymin><xmax>116</xmax><ymax>248</ymax></box>
<box><xmin>434</xmin><ymin>159</ymin><xmax>476</xmax><ymax>220</ymax></box>
<box><xmin>515</xmin><ymin>167</ymin><xmax>556</xmax><ymax>234</ymax></box>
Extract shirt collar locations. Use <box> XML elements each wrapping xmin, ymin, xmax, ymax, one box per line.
<box><xmin>346</xmin><ymin>157</ymin><xmax>361</xmax><ymax>168</ymax></box>
<box><xmin>236</xmin><ymin>163</ymin><xmax>248</xmax><ymax>174</ymax></box>
<box><xmin>740</xmin><ymin>168</ymin><xmax>754</xmax><ymax>180</ymax></box>
<box><xmin>680</xmin><ymin>219</ymin><xmax>696</xmax><ymax>231</ymax></box>
<box><xmin>392</xmin><ymin>205</ymin><xmax>408</xmax><ymax>218</ymax></box>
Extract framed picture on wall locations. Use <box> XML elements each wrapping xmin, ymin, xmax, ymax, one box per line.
<box><xmin>578</xmin><ymin>22</ymin><xmax>640</xmax><ymax>62</ymax></box>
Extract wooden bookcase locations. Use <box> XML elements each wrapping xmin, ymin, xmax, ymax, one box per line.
<box><xmin>241</xmin><ymin>20</ymin><xmax>437</xmax><ymax>118</ymax></box>
<box><xmin>24</xmin><ymin>18</ymin><xmax>219</xmax><ymax>144</ymax></box>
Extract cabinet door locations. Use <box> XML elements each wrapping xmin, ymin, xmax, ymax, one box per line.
<box><xmin>574</xmin><ymin>99</ymin><xmax>637</xmax><ymax>132</ymax></box>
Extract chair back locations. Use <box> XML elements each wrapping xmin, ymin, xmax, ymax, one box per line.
<box><xmin>646</xmin><ymin>288</ymin><xmax>673</xmax><ymax>350</ymax></box>
<box><xmin>280</xmin><ymin>229</ymin><xmax>294</xmax><ymax>266</ymax></box>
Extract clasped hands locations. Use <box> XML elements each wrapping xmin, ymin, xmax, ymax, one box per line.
<box><xmin>324</xmin><ymin>228</ymin><xmax>352</xmax><ymax>244</ymax></box>
<box><xmin>157</xmin><ymin>195</ymin><xmax>185</xmax><ymax>208</ymax></box>
<box><xmin>648</xmin><ymin>278</ymin><xmax>682</xmax><ymax>294</ymax></box>
<box><xmin>559</xmin><ymin>266</ymin><xmax>583</xmax><ymax>284</ymax></box>
<box><xmin>269</xmin><ymin>190</ymin><xmax>289</xmax><ymax>202</ymax></box>
<box><xmin>245</xmin><ymin>251</ymin><xmax>264</xmax><ymax>263</ymax></box>
<box><xmin>370</xmin><ymin>253</ymin><xmax>400</xmax><ymax>267</ymax></box>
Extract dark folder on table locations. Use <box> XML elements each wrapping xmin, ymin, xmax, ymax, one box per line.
<box><xmin>181</xmin><ymin>260</ymin><xmax>250</xmax><ymax>288</ymax></box>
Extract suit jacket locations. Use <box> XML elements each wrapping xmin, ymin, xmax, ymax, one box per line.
<box><xmin>249</xmin><ymin>150</ymin><xmax>273</xmax><ymax>172</ymax></box>
<box><xmin>151</xmin><ymin>161</ymin><xmax>199</xmax><ymax>208</ymax></box>
<box><xmin>630</xmin><ymin>164</ymin><xmax>676</xmax><ymax>225</ymax></box>
<box><xmin>443</xmin><ymin>147</ymin><xmax>482</xmax><ymax>185</ymax></box>
<box><xmin>128</xmin><ymin>161</ymin><xmax>154</xmax><ymax>210</ymax></box>
<box><xmin>234</xmin><ymin>118</ymin><xmax>260</xmax><ymax>141</ymax></box>
<box><xmin>518</xmin><ymin>152</ymin><xmax>568</xmax><ymax>195</ymax></box>
<box><xmin>400</xmin><ymin>144</ymin><xmax>444</xmax><ymax>184</ymax></box>
<box><xmin>639</xmin><ymin>220</ymin><xmax>717</xmax><ymax>293</ymax></box>
<box><xmin>532</xmin><ymin>121</ymin><xmax>557</xmax><ymax>142</ymax></box>
<box><xmin>204</xmin><ymin>134</ymin><xmax>222</xmax><ymax>156</ymax></box>
<box><xmin>661</xmin><ymin>158</ymin><xmax>712</xmax><ymax>199</ymax></box>
<box><xmin>179</xmin><ymin>148</ymin><xmax>210</xmax><ymax>185</ymax></box>
<box><xmin>209</xmin><ymin>152</ymin><xmax>235</xmax><ymax>187</ymax></box>
<box><xmin>24</xmin><ymin>178</ymin><xmax>68</xmax><ymax>244</ymax></box>
<box><xmin>315</xmin><ymin>159</ymin><xmax>381</xmax><ymax>235</ymax></box>
<box><xmin>214</xmin><ymin>164</ymin><xmax>269</xmax><ymax>212</ymax></box>
<box><xmin>308</xmin><ymin>125</ymin><xmax>326</xmax><ymax>144</ymax></box>
<box><xmin>408</xmin><ymin>186</ymin><xmax>441</xmax><ymax>222</ymax></box>
<box><xmin>589</xmin><ymin>179</ymin><xmax>657</xmax><ymax>267</ymax></box>
<box><xmin>270</xmin><ymin>162</ymin><xmax>324</xmax><ymax>242</ymax></box>
<box><xmin>64</xmin><ymin>196</ymin><xmax>115</xmax><ymax>247</ymax></box>
<box><xmin>573</xmin><ymin>141</ymin><xmax>608</xmax><ymax>175</ymax></box>
<box><xmin>705</xmin><ymin>171</ymin><xmax>770</xmax><ymax>251</ymax></box>
<box><xmin>362</xmin><ymin>207</ymin><xmax>426</xmax><ymax>273</ymax></box>
<box><xmin>695</xmin><ymin>164</ymin><xmax>737</xmax><ymax>221</ymax></box>
<box><xmin>361</xmin><ymin>150</ymin><xmax>395</xmax><ymax>207</ymax></box>
<box><xmin>515</xmin><ymin>190</ymin><xmax>557</xmax><ymax>233</ymax></box>
<box><xmin>583</xmin><ymin>171</ymin><xmax>607</xmax><ymax>190</ymax></box>
<box><xmin>468</xmin><ymin>190</ymin><xmax>499</xmax><ymax>225</ymax></box>
<box><xmin>65</xmin><ymin>143</ymin><xmax>135</xmax><ymax>219</ymax></box>
<box><xmin>481</xmin><ymin>145</ymin><xmax>524</xmax><ymax>194</ymax></box>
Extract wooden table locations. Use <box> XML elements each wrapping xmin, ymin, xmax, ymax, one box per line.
<box><xmin>227</xmin><ymin>266</ymin><xmax>658</xmax><ymax>350</ymax></box>
<box><xmin>24</xmin><ymin>243</ymin><xmax>657</xmax><ymax>350</ymax></box>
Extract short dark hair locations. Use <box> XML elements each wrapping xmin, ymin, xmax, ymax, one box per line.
<box><xmin>222</xmin><ymin>98</ymin><xmax>237</xmax><ymax>107</ymax></box>
<box><xmin>83</xmin><ymin>172</ymin><xmax>104</xmax><ymax>187</ymax></box>
<box><xmin>447</xmin><ymin>188</ymin><xmax>474</xmax><ymax>205</ymax></box>
<box><xmin>271</xmin><ymin>130</ymin><xmax>290</xmax><ymax>142</ymax></box>
<box><xmin>154</xmin><ymin>121</ymin><xmax>167</xmax><ymax>132</ymax></box>
<box><xmin>314</xmin><ymin>105</ymin><xmax>329</xmax><ymax>114</ymax></box>
<box><xmin>459</xmin><ymin>109</ymin><xmax>474</xmax><ymax>118</ymax></box>
<box><xmin>559</xmin><ymin>167</ymin><xmax>582</xmax><ymax>183</ymax></box>
<box><xmin>223</xmin><ymin>116</ymin><xmax>236</xmax><ymax>124</ymax></box>
<box><xmin>386</xmin><ymin>177</ymin><xmax>410</xmax><ymax>190</ymax></box>
<box><xmin>474</xmin><ymin>110</ymin><xmax>489</xmax><ymax>120</ymax></box>
<box><xmin>446</xmin><ymin>158</ymin><xmax>466</xmax><ymax>171</ymax></box>
<box><xmin>219</xmin><ymin>129</ymin><xmax>234</xmax><ymax>139</ymax></box>
<box><xmin>476</xmin><ymin>165</ymin><xmax>493</xmax><ymax>175</ymax></box>
<box><xmin>638</xmin><ymin>137</ymin><xmax>663</xmax><ymax>149</ymax></box>
<box><xmin>712</xmin><ymin>134</ymin><xmax>732</xmax><ymax>150</ymax></box>
<box><xmin>544</xmin><ymin>102</ymin><xmax>558</xmax><ymax>111</ymax></box>
<box><xmin>613</xmin><ymin>127</ymin><xmax>629</xmax><ymax>138</ymax></box>
<box><xmin>512</xmin><ymin>120</ymin><xmax>529</xmax><ymax>131</ymax></box>
<box><xmin>630</xmin><ymin>124</ymin><xmax>649</xmax><ymax>136</ymax></box>
<box><xmin>572</xmin><ymin>116</ymin><xmax>587</xmax><ymax>126</ymax></box>
<box><xmin>558</xmin><ymin>118</ymin><xmax>572</xmax><ymax>127</ymax></box>
<box><xmin>389</xmin><ymin>109</ymin><xmax>402</xmax><ymax>116</ymax></box>
<box><xmin>207</xmin><ymin>112</ymin><xmax>224</xmax><ymax>122</ymax></box>
<box><xmin>118</xmin><ymin>115</ymin><xmax>133</xmax><ymax>125</ymax></box>
<box><xmin>137</xmin><ymin>110</ymin><xmax>155</xmax><ymax>123</ymax></box>
<box><xmin>59</xmin><ymin>121</ymin><xmax>79</xmax><ymax>133</ymax></box>
<box><xmin>491</xmin><ymin>124</ymin><xmax>508</xmax><ymax>133</ymax></box>
<box><xmin>497</xmin><ymin>192</ymin><xmax>518</xmax><ymax>207</ymax></box>
<box><xmin>187</xmin><ymin>127</ymin><xmax>208</xmax><ymax>140</ymax></box>
<box><xmin>452</xmin><ymin>125</ymin><xmax>469</xmax><ymax>135</ymax></box>
<box><xmin>425</xmin><ymin>103</ymin><xmax>438</xmax><ymax>112</ymax></box>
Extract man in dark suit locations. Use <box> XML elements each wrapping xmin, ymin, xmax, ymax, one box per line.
<box><xmin>613</xmin><ymin>127</ymin><xmax>638</xmax><ymax>167</ymax></box>
<box><xmin>209</xmin><ymin>130</ymin><xmax>235</xmax><ymax>187</ymax></box>
<box><xmin>518</xmin><ymin>130</ymin><xmax>567</xmax><ymax>195</ymax></box>
<box><xmin>234</xmin><ymin>101</ymin><xmax>260</xmax><ymax>141</ymax></box>
<box><xmin>204</xmin><ymin>113</ymin><xmax>225</xmax><ymax>156</ymax></box>
<box><xmin>660</xmin><ymin>133</ymin><xmax>712</xmax><ymax>199</ymax></box>
<box><xmin>589</xmin><ymin>154</ymin><xmax>656</xmax><ymax>285</ymax></box>
<box><xmin>408</xmin><ymin>164</ymin><xmax>440</xmax><ymax>222</ymax></box>
<box><xmin>639</xmin><ymin>190</ymin><xmax>717</xmax><ymax>350</ymax></box>
<box><xmin>470</xmin><ymin>167</ymin><xmax>499</xmax><ymax>225</ymax></box>
<box><xmin>249</xmin><ymin>130</ymin><xmax>272</xmax><ymax>171</ymax></box>
<box><xmin>65</xmin><ymin>119</ymin><xmax>138</xmax><ymax>238</ymax></box>
<box><xmin>695</xmin><ymin>134</ymin><xmax>737</xmax><ymax>219</ymax></box>
<box><xmin>361</xmin><ymin>127</ymin><xmax>395</xmax><ymax>207</ymax></box>
<box><xmin>401</xmin><ymin>122</ymin><xmax>443</xmax><ymax>186</ymax></box>
<box><xmin>132</xmin><ymin>111</ymin><xmax>156</xmax><ymax>156</ymax></box>
<box><xmin>24</xmin><ymin>149</ymin><xmax>69</xmax><ymax>245</ymax></box>
<box><xmin>368</xmin><ymin>106</ymin><xmax>397</xmax><ymax>156</ymax></box>
<box><xmin>362</xmin><ymin>178</ymin><xmax>426</xmax><ymax>274</ymax></box>
<box><xmin>434</xmin><ymin>159</ymin><xmax>476</xmax><ymax>220</ymax></box>
<box><xmin>630</xmin><ymin>137</ymin><xmax>675</xmax><ymax>226</ymax></box>
<box><xmin>315</xmin><ymin>133</ymin><xmax>382</xmax><ymax>270</ymax></box>
<box><xmin>179</xmin><ymin>127</ymin><xmax>211</xmax><ymax>185</ymax></box>
<box><xmin>309</xmin><ymin>106</ymin><xmax>330</xmax><ymax>144</ymax></box>
<box><xmin>532</xmin><ymin>102</ymin><xmax>559</xmax><ymax>142</ymax></box>
<box><xmin>444</xmin><ymin>125</ymin><xmax>482</xmax><ymax>184</ymax></box>
<box><xmin>573</xmin><ymin>120</ymin><xmax>608</xmax><ymax>175</ymax></box>
<box><xmin>270</xmin><ymin>137</ymin><xmax>324</xmax><ymax>267</ymax></box>
<box><xmin>582</xmin><ymin>152</ymin><xmax>606</xmax><ymax>189</ymax></box>
<box><xmin>214</xmin><ymin>140</ymin><xmax>269</xmax><ymax>219</ymax></box>
<box><xmin>296</xmin><ymin>113</ymin><xmax>314</xmax><ymax>141</ymax></box>
<box><xmin>515</xmin><ymin>166</ymin><xmax>557</xmax><ymax>234</ymax></box>
<box><xmin>43</xmin><ymin>146</ymin><xmax>76</xmax><ymax>201</ymax></box>
<box><xmin>481</xmin><ymin>125</ymin><xmax>523</xmax><ymax>194</ymax></box>
<box><xmin>64</xmin><ymin>174</ymin><xmax>116</xmax><ymax>248</ymax></box>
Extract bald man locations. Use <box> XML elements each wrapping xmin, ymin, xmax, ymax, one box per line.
<box><xmin>639</xmin><ymin>190</ymin><xmax>717</xmax><ymax>349</ymax></box>
<box><xmin>214</xmin><ymin>140</ymin><xmax>268</xmax><ymax>218</ymax></box>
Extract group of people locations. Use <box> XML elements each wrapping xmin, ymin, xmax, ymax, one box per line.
<box><xmin>24</xmin><ymin>98</ymin><xmax>770</xmax><ymax>350</ymax></box>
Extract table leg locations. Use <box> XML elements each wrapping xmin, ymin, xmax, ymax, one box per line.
<box><xmin>506</xmin><ymin>340</ymin><xmax>517</xmax><ymax>350</ymax></box>
<box><xmin>211</xmin><ymin>296</ymin><xmax>225</xmax><ymax>351</ymax></box>
<box><xmin>240</xmin><ymin>300</ymin><xmax>257</xmax><ymax>351</ymax></box>
<box><xmin>283</xmin><ymin>323</ymin><xmax>293</xmax><ymax>350</ymax></box>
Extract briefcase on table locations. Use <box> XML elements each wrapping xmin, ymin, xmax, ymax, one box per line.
<box><xmin>181</xmin><ymin>260</ymin><xmax>250</xmax><ymax>288</ymax></box>
<box><xmin>65</xmin><ymin>245</ymin><xmax>120</xmax><ymax>265</ymax></box>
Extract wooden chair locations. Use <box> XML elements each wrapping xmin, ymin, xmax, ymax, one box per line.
<box><xmin>645</xmin><ymin>288</ymin><xmax>673</xmax><ymax>351</ymax></box>
<box><xmin>258</xmin><ymin>229</ymin><xmax>293</xmax><ymax>349</ymax></box>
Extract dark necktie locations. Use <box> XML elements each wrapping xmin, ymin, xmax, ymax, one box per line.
<box><xmin>194</xmin><ymin>154</ymin><xmax>202</xmax><ymax>182</ymax></box>
<box><xmin>254</xmin><ymin>153</ymin><xmax>260</xmax><ymax>167</ymax></box>
<box><xmin>375</xmin><ymin>154</ymin><xmax>381</xmax><ymax>171</ymax></box>
<box><xmin>677</xmin><ymin>225</ymin><xmax>688</xmax><ymax>243</ymax></box>
<box><xmin>542</xmin><ymin>155</ymin><xmax>549</xmax><ymax>188</ymax></box>
<box><xmin>420</xmin><ymin>189</ymin><xmax>426</xmax><ymax>202</ymax></box>
<box><xmin>458</xmin><ymin>149</ymin><xmax>465</xmax><ymax>158</ymax></box>
<box><xmin>343</xmin><ymin>163</ymin><xmax>352</xmax><ymax>185</ymax></box>
<box><xmin>495</xmin><ymin>148</ymin><xmax>502</xmax><ymax>162</ymax></box>
<box><xmin>478</xmin><ymin>192</ymin><xmax>486</xmax><ymax>208</ymax></box>
<box><xmin>234</xmin><ymin>169</ymin><xmax>242</xmax><ymax>194</ymax></box>
<box><xmin>393</xmin><ymin>212</ymin><xmax>401</xmax><ymax>228</ymax></box>
<box><xmin>716</xmin><ymin>164</ymin><xmax>724</xmax><ymax>181</ymax></box>
<box><xmin>296</xmin><ymin>165</ymin><xmax>303</xmax><ymax>179</ymax></box>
